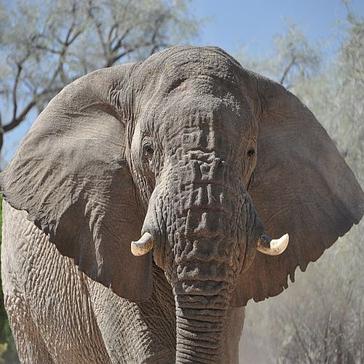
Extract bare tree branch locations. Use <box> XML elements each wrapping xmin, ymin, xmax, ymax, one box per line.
<box><xmin>280</xmin><ymin>56</ymin><xmax>296</xmax><ymax>85</ymax></box>
<box><xmin>4</xmin><ymin>100</ymin><xmax>36</xmax><ymax>133</ymax></box>
<box><xmin>87</xmin><ymin>2</ymin><xmax>108</xmax><ymax>60</ymax></box>
<box><xmin>11</xmin><ymin>63</ymin><xmax>23</xmax><ymax>122</ymax></box>
<box><xmin>290</xmin><ymin>317</ymin><xmax>315</xmax><ymax>364</ymax></box>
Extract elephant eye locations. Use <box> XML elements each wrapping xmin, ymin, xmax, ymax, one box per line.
<box><xmin>247</xmin><ymin>148</ymin><xmax>255</xmax><ymax>157</ymax></box>
<box><xmin>143</xmin><ymin>143</ymin><xmax>154</xmax><ymax>160</ymax></box>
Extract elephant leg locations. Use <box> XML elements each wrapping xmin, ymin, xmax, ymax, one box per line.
<box><xmin>5</xmin><ymin>293</ymin><xmax>53</xmax><ymax>364</ymax></box>
<box><xmin>222</xmin><ymin>306</ymin><xmax>245</xmax><ymax>364</ymax></box>
<box><xmin>87</xmin><ymin>265</ymin><xmax>176</xmax><ymax>363</ymax></box>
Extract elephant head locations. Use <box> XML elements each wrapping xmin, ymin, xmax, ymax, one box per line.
<box><xmin>2</xmin><ymin>46</ymin><xmax>363</xmax><ymax>363</ymax></box>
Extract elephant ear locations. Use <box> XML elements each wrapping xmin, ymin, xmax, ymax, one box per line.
<box><xmin>233</xmin><ymin>75</ymin><xmax>364</xmax><ymax>306</ymax></box>
<box><xmin>0</xmin><ymin>65</ymin><xmax>153</xmax><ymax>302</ymax></box>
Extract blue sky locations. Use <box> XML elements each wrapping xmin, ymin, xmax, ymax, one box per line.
<box><xmin>3</xmin><ymin>0</ymin><xmax>364</xmax><ymax>162</ymax></box>
<box><xmin>191</xmin><ymin>0</ymin><xmax>364</xmax><ymax>57</ymax></box>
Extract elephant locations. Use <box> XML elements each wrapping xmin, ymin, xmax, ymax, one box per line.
<box><xmin>1</xmin><ymin>46</ymin><xmax>363</xmax><ymax>364</ymax></box>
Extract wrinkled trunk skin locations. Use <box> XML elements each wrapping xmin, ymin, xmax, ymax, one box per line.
<box><xmin>175</xmin><ymin>297</ymin><xmax>227</xmax><ymax>363</ymax></box>
<box><xmin>169</xmin><ymin>175</ymin><xmax>256</xmax><ymax>363</ymax></box>
<box><xmin>147</xmin><ymin>151</ymin><xmax>260</xmax><ymax>363</ymax></box>
<box><xmin>171</xmin><ymin>195</ymin><xmax>244</xmax><ymax>363</ymax></box>
<box><xmin>174</xmin><ymin>298</ymin><xmax>245</xmax><ymax>363</ymax></box>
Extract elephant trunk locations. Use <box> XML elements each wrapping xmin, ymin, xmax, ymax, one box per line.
<box><xmin>171</xmin><ymin>215</ymin><xmax>240</xmax><ymax>363</ymax></box>
<box><xmin>175</xmin><ymin>292</ymin><xmax>228</xmax><ymax>363</ymax></box>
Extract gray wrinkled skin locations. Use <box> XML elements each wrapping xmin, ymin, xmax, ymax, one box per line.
<box><xmin>1</xmin><ymin>46</ymin><xmax>363</xmax><ymax>363</ymax></box>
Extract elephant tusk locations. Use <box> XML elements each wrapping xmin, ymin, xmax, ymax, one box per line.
<box><xmin>257</xmin><ymin>233</ymin><xmax>289</xmax><ymax>256</ymax></box>
<box><xmin>131</xmin><ymin>232</ymin><xmax>154</xmax><ymax>256</ymax></box>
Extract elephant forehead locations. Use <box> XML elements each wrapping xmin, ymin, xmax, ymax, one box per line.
<box><xmin>135</xmin><ymin>46</ymin><xmax>243</xmax><ymax>100</ymax></box>
<box><xmin>143</xmin><ymin>46</ymin><xmax>241</xmax><ymax>82</ymax></box>
<box><xmin>162</xmin><ymin>77</ymin><xmax>254</xmax><ymax>127</ymax></box>
<box><xmin>161</xmin><ymin>50</ymin><xmax>240</xmax><ymax>85</ymax></box>
<box><xmin>159</xmin><ymin>93</ymin><xmax>253</xmax><ymax>153</ymax></box>
<box><xmin>135</xmin><ymin>46</ymin><xmax>257</xmax><ymax>148</ymax></box>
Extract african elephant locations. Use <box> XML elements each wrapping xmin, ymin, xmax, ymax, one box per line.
<box><xmin>1</xmin><ymin>46</ymin><xmax>363</xmax><ymax>364</ymax></box>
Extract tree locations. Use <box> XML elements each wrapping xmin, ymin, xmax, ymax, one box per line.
<box><xmin>0</xmin><ymin>0</ymin><xmax>199</xmax><ymax>163</ymax></box>
<box><xmin>237</xmin><ymin>22</ymin><xmax>321</xmax><ymax>89</ymax></box>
